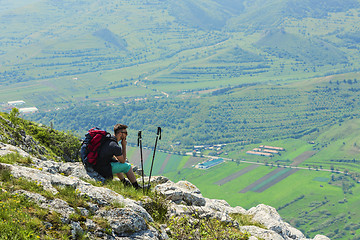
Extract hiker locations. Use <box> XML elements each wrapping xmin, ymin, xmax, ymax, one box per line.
<box><xmin>92</xmin><ymin>124</ymin><xmax>146</xmax><ymax>189</ymax></box>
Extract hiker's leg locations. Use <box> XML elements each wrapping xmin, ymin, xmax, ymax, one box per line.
<box><xmin>111</xmin><ymin>162</ymin><xmax>144</xmax><ymax>189</ymax></box>
<box><xmin>125</xmin><ymin>166</ymin><xmax>137</xmax><ymax>183</ymax></box>
<box><xmin>111</xmin><ymin>162</ymin><xmax>132</xmax><ymax>181</ymax></box>
<box><xmin>116</xmin><ymin>172</ymin><xmax>125</xmax><ymax>180</ymax></box>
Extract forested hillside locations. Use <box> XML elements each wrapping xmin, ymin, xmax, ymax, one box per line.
<box><xmin>1</xmin><ymin>0</ymin><xmax>360</xmax><ymax>156</ymax></box>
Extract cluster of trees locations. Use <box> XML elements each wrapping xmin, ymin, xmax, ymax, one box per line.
<box><xmin>25</xmin><ymin>77</ymin><xmax>360</xmax><ymax>154</ymax></box>
<box><xmin>277</xmin><ymin>195</ymin><xmax>305</xmax><ymax>211</ymax></box>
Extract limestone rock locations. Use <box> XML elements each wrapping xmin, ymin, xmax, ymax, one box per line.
<box><xmin>98</xmin><ymin>208</ymin><xmax>148</xmax><ymax>235</ymax></box>
<box><xmin>14</xmin><ymin>190</ymin><xmax>75</xmax><ymax>217</ymax></box>
<box><xmin>313</xmin><ymin>235</ymin><xmax>331</xmax><ymax>240</ymax></box>
<box><xmin>247</xmin><ymin>204</ymin><xmax>305</xmax><ymax>240</ymax></box>
<box><xmin>155</xmin><ymin>180</ymin><xmax>206</xmax><ymax>206</ymax></box>
<box><xmin>239</xmin><ymin>226</ymin><xmax>284</xmax><ymax>240</ymax></box>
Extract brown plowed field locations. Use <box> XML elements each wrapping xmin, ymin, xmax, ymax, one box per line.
<box><xmin>183</xmin><ymin>156</ymin><xmax>204</xmax><ymax>168</ymax></box>
<box><xmin>290</xmin><ymin>151</ymin><xmax>317</xmax><ymax>166</ymax></box>
<box><xmin>254</xmin><ymin>168</ymin><xmax>299</xmax><ymax>192</ymax></box>
<box><xmin>158</xmin><ymin>154</ymin><xmax>172</xmax><ymax>175</ymax></box>
<box><xmin>239</xmin><ymin>168</ymin><xmax>285</xmax><ymax>193</ymax></box>
<box><xmin>129</xmin><ymin>148</ymin><xmax>152</xmax><ymax>167</ymax></box>
<box><xmin>240</xmin><ymin>151</ymin><xmax>316</xmax><ymax>193</ymax></box>
<box><xmin>214</xmin><ymin>165</ymin><xmax>260</xmax><ymax>186</ymax></box>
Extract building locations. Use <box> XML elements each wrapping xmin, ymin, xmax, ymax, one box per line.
<box><xmin>19</xmin><ymin>107</ymin><xmax>38</xmax><ymax>114</ymax></box>
<box><xmin>8</xmin><ymin>100</ymin><xmax>25</xmax><ymax>106</ymax></box>
<box><xmin>197</xmin><ymin>158</ymin><xmax>224</xmax><ymax>169</ymax></box>
<box><xmin>246</xmin><ymin>151</ymin><xmax>273</xmax><ymax>157</ymax></box>
<box><xmin>259</xmin><ymin>145</ymin><xmax>285</xmax><ymax>151</ymax></box>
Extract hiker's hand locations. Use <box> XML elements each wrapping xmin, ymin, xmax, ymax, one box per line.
<box><xmin>121</xmin><ymin>139</ymin><xmax>127</xmax><ymax>145</ymax></box>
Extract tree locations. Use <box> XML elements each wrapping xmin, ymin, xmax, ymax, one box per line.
<box><xmin>9</xmin><ymin>107</ymin><xmax>20</xmax><ymax>124</ymax></box>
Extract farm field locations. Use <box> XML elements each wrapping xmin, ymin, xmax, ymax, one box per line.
<box><xmin>127</xmin><ymin>129</ymin><xmax>360</xmax><ymax>239</ymax></box>
<box><xmin>3</xmin><ymin>1</ymin><xmax>360</xmax><ymax>239</ymax></box>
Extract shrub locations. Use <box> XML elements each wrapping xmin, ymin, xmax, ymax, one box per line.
<box><xmin>143</xmin><ymin>192</ymin><xmax>169</xmax><ymax>223</ymax></box>
<box><xmin>168</xmin><ymin>208</ymin><xmax>250</xmax><ymax>240</ymax></box>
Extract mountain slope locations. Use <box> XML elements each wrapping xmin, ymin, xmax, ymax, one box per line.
<box><xmin>0</xmin><ymin>113</ymin><xmax>330</xmax><ymax>239</ymax></box>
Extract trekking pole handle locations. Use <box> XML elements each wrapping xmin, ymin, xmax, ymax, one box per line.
<box><xmin>138</xmin><ymin>131</ymin><xmax>142</xmax><ymax>146</ymax></box>
<box><xmin>157</xmin><ymin>127</ymin><xmax>161</xmax><ymax>140</ymax></box>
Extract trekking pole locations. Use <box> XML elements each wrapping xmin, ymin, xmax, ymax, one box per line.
<box><xmin>147</xmin><ymin>127</ymin><xmax>161</xmax><ymax>194</ymax></box>
<box><xmin>138</xmin><ymin>131</ymin><xmax>145</xmax><ymax>194</ymax></box>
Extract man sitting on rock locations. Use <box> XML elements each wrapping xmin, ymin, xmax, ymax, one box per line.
<box><xmin>93</xmin><ymin>124</ymin><xmax>146</xmax><ymax>190</ymax></box>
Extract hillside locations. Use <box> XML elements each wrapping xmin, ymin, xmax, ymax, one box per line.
<box><xmin>2</xmin><ymin>0</ymin><xmax>360</xmax><ymax>151</ymax></box>
<box><xmin>2</xmin><ymin>0</ymin><xmax>360</xmax><ymax>112</ymax></box>
<box><xmin>2</xmin><ymin>1</ymin><xmax>360</xmax><ymax>239</ymax></box>
<box><xmin>0</xmin><ymin>112</ymin><xmax>331</xmax><ymax>239</ymax></box>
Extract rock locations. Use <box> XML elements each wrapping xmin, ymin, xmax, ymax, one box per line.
<box><xmin>247</xmin><ymin>204</ymin><xmax>305</xmax><ymax>240</ymax></box>
<box><xmin>85</xmin><ymin>219</ymin><xmax>97</xmax><ymax>231</ymax></box>
<box><xmin>98</xmin><ymin>208</ymin><xmax>148</xmax><ymax>235</ymax></box>
<box><xmin>155</xmin><ymin>180</ymin><xmax>206</xmax><ymax>206</ymax></box>
<box><xmin>204</xmin><ymin>198</ymin><xmax>246</xmax><ymax>215</ymax></box>
<box><xmin>313</xmin><ymin>235</ymin><xmax>331</xmax><ymax>240</ymax></box>
<box><xmin>14</xmin><ymin>190</ymin><xmax>75</xmax><ymax>217</ymax></box>
<box><xmin>142</xmin><ymin>175</ymin><xmax>170</xmax><ymax>185</ymax></box>
<box><xmin>78</xmin><ymin>207</ymin><xmax>90</xmax><ymax>217</ymax></box>
<box><xmin>239</xmin><ymin>226</ymin><xmax>284</xmax><ymax>240</ymax></box>
<box><xmin>71</xmin><ymin>221</ymin><xmax>84</xmax><ymax>239</ymax></box>
<box><xmin>0</xmin><ymin>143</ymin><xmax>32</xmax><ymax>158</ymax></box>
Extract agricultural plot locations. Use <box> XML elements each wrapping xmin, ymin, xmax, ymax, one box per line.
<box><xmin>240</xmin><ymin>168</ymin><xmax>291</xmax><ymax>193</ymax></box>
<box><xmin>214</xmin><ymin>165</ymin><xmax>260</xmax><ymax>186</ymax></box>
<box><xmin>128</xmin><ymin>147</ymin><xmax>152</xmax><ymax>169</ymax></box>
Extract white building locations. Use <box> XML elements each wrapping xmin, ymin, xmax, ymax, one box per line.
<box><xmin>19</xmin><ymin>107</ymin><xmax>38</xmax><ymax>114</ymax></box>
<box><xmin>8</xmin><ymin>100</ymin><xmax>25</xmax><ymax>106</ymax></box>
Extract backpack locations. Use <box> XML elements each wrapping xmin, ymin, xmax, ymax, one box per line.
<box><xmin>80</xmin><ymin>127</ymin><xmax>115</xmax><ymax>167</ymax></box>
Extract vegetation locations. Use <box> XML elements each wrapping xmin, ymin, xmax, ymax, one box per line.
<box><xmin>2</xmin><ymin>1</ymin><xmax>360</xmax><ymax>239</ymax></box>
<box><xmin>0</xmin><ymin>109</ymin><xmax>81</xmax><ymax>162</ymax></box>
<box><xmin>167</xmin><ymin>210</ymin><xmax>251</xmax><ymax>240</ymax></box>
<box><xmin>0</xmin><ymin>166</ymin><xmax>76</xmax><ymax>239</ymax></box>
<box><xmin>26</xmin><ymin>74</ymin><xmax>360</xmax><ymax>157</ymax></box>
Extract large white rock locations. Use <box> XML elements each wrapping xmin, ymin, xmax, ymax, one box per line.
<box><xmin>247</xmin><ymin>204</ymin><xmax>305</xmax><ymax>240</ymax></box>
<box><xmin>240</xmin><ymin>226</ymin><xmax>284</xmax><ymax>240</ymax></box>
<box><xmin>155</xmin><ymin>180</ymin><xmax>206</xmax><ymax>206</ymax></box>
<box><xmin>313</xmin><ymin>235</ymin><xmax>331</xmax><ymax>240</ymax></box>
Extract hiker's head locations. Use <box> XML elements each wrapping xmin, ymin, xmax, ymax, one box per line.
<box><xmin>114</xmin><ymin>124</ymin><xmax>128</xmax><ymax>140</ymax></box>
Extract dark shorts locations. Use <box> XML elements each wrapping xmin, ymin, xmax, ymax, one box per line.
<box><xmin>110</xmin><ymin>162</ymin><xmax>131</xmax><ymax>174</ymax></box>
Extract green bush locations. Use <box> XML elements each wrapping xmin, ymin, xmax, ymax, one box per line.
<box><xmin>167</xmin><ymin>211</ymin><xmax>250</xmax><ymax>240</ymax></box>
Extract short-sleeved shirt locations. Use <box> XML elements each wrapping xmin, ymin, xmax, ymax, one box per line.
<box><xmin>93</xmin><ymin>136</ymin><xmax>121</xmax><ymax>179</ymax></box>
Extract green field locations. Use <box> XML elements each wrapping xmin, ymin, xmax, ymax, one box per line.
<box><xmin>125</xmin><ymin>116</ymin><xmax>360</xmax><ymax>239</ymax></box>
<box><xmin>127</xmin><ymin>146</ymin><xmax>360</xmax><ymax>239</ymax></box>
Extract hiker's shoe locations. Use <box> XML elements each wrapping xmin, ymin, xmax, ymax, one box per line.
<box><xmin>132</xmin><ymin>181</ymin><xmax>151</xmax><ymax>190</ymax></box>
<box><xmin>121</xmin><ymin>179</ymin><xmax>132</xmax><ymax>187</ymax></box>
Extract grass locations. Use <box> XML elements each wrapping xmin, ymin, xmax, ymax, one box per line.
<box><xmin>0</xmin><ymin>167</ymin><xmax>74</xmax><ymax>239</ymax></box>
<box><xmin>0</xmin><ymin>162</ymin><xmax>169</xmax><ymax>239</ymax></box>
<box><xmin>0</xmin><ymin>152</ymin><xmax>33</xmax><ymax>165</ymax></box>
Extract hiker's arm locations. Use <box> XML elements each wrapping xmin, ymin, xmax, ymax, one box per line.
<box><xmin>115</xmin><ymin>140</ymin><xmax>127</xmax><ymax>163</ymax></box>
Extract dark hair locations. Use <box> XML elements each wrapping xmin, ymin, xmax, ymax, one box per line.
<box><xmin>114</xmin><ymin>124</ymin><xmax>128</xmax><ymax>135</ymax></box>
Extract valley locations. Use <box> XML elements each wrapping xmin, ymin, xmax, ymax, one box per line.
<box><xmin>2</xmin><ymin>1</ymin><xmax>360</xmax><ymax>239</ymax></box>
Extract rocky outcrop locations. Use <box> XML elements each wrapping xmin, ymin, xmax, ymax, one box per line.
<box><xmin>0</xmin><ymin>116</ymin><xmax>48</xmax><ymax>156</ymax></box>
<box><xmin>0</xmin><ymin>143</ymin><xmax>330</xmax><ymax>240</ymax></box>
